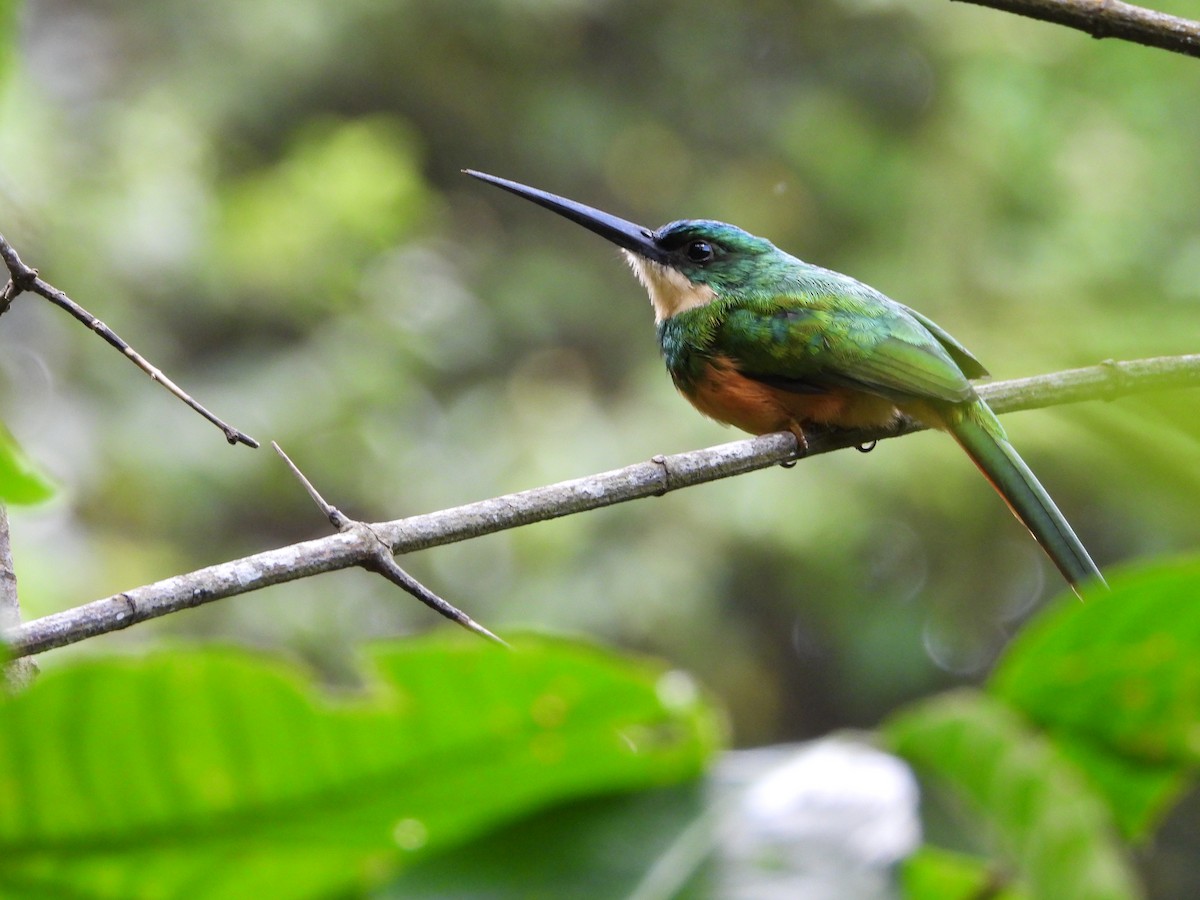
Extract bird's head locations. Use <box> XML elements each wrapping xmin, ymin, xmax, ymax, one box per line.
<box><xmin>465</xmin><ymin>170</ymin><xmax>779</xmax><ymax>321</ymax></box>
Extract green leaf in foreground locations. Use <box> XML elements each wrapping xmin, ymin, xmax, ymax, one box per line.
<box><xmin>0</xmin><ymin>634</ymin><xmax>723</xmax><ymax>900</ymax></box>
<box><xmin>989</xmin><ymin>558</ymin><xmax>1200</xmax><ymax>838</ymax></box>
<box><xmin>901</xmin><ymin>846</ymin><xmax>1027</xmax><ymax>900</ymax></box>
<box><xmin>885</xmin><ymin>690</ymin><xmax>1141</xmax><ymax>900</ymax></box>
<box><xmin>0</xmin><ymin>425</ymin><xmax>55</xmax><ymax>506</ymax></box>
<box><xmin>1048</xmin><ymin>730</ymin><xmax>1185</xmax><ymax>843</ymax></box>
<box><xmin>992</xmin><ymin>557</ymin><xmax>1200</xmax><ymax>765</ymax></box>
<box><xmin>378</xmin><ymin>783</ymin><xmax>710</xmax><ymax>899</ymax></box>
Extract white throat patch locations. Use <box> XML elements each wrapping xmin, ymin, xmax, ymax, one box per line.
<box><xmin>623</xmin><ymin>253</ymin><xmax>718</xmax><ymax>322</ymax></box>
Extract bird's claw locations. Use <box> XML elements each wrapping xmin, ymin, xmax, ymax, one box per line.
<box><xmin>780</xmin><ymin>425</ymin><xmax>809</xmax><ymax>468</ymax></box>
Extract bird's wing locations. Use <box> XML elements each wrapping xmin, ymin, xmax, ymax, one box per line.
<box><xmin>717</xmin><ymin>295</ymin><xmax>978</xmax><ymax>404</ymax></box>
<box><xmin>899</xmin><ymin>303</ymin><xmax>989</xmax><ymax>380</ymax></box>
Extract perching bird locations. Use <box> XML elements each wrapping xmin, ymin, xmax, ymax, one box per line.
<box><xmin>466</xmin><ymin>170</ymin><xmax>1105</xmax><ymax>595</ymax></box>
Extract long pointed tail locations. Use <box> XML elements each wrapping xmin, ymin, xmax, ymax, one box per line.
<box><xmin>944</xmin><ymin>401</ymin><xmax>1105</xmax><ymax>595</ymax></box>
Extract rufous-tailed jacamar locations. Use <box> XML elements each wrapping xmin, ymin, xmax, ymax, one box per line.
<box><xmin>466</xmin><ymin>170</ymin><xmax>1105</xmax><ymax>595</ymax></box>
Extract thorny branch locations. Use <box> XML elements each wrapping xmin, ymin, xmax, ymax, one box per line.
<box><xmin>0</xmin><ymin>233</ymin><xmax>259</xmax><ymax>448</ymax></box>
<box><xmin>272</xmin><ymin>442</ymin><xmax>507</xmax><ymax>646</ymax></box>
<box><xmin>951</xmin><ymin>0</ymin><xmax>1200</xmax><ymax>58</ymax></box>
<box><xmin>2</xmin><ymin>353</ymin><xmax>1197</xmax><ymax>659</ymax></box>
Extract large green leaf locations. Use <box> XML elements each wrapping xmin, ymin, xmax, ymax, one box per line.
<box><xmin>989</xmin><ymin>558</ymin><xmax>1200</xmax><ymax>837</ymax></box>
<box><xmin>885</xmin><ymin>690</ymin><xmax>1141</xmax><ymax>900</ymax></box>
<box><xmin>0</xmin><ymin>635</ymin><xmax>723</xmax><ymax>900</ymax></box>
<box><xmin>991</xmin><ymin>558</ymin><xmax>1200</xmax><ymax>763</ymax></box>
<box><xmin>377</xmin><ymin>783</ymin><xmax>710</xmax><ymax>899</ymax></box>
<box><xmin>0</xmin><ymin>425</ymin><xmax>54</xmax><ymax>506</ymax></box>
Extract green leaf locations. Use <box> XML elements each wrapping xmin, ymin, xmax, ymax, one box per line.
<box><xmin>0</xmin><ymin>425</ymin><xmax>55</xmax><ymax>506</ymax></box>
<box><xmin>0</xmin><ymin>635</ymin><xmax>723</xmax><ymax>900</ymax></box>
<box><xmin>992</xmin><ymin>558</ymin><xmax>1200</xmax><ymax>764</ymax></box>
<box><xmin>885</xmin><ymin>690</ymin><xmax>1142</xmax><ymax>900</ymax></box>
<box><xmin>1049</xmin><ymin>732</ymin><xmax>1186</xmax><ymax>843</ymax></box>
<box><xmin>377</xmin><ymin>784</ymin><xmax>711</xmax><ymax>899</ymax></box>
<box><xmin>989</xmin><ymin>558</ymin><xmax>1200</xmax><ymax>837</ymax></box>
<box><xmin>901</xmin><ymin>846</ymin><xmax>1028</xmax><ymax>900</ymax></box>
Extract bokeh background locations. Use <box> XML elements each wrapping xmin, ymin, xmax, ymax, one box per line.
<box><xmin>2</xmin><ymin>0</ymin><xmax>1198</xmax><ymax>745</ymax></box>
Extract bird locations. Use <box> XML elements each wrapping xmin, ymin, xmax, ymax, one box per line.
<box><xmin>464</xmin><ymin>169</ymin><xmax>1105</xmax><ymax>595</ymax></box>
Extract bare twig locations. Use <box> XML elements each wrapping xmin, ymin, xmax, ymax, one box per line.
<box><xmin>0</xmin><ymin>233</ymin><xmax>259</xmax><ymax>448</ymax></box>
<box><xmin>951</xmin><ymin>0</ymin><xmax>1200</xmax><ymax>58</ymax></box>
<box><xmin>272</xmin><ymin>442</ymin><xmax>507</xmax><ymax>646</ymax></box>
<box><xmin>2</xmin><ymin>354</ymin><xmax>1198</xmax><ymax>659</ymax></box>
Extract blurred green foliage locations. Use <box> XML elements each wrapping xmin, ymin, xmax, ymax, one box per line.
<box><xmin>3</xmin><ymin>561</ymin><xmax>1199</xmax><ymax>897</ymax></box>
<box><xmin>0</xmin><ymin>0</ymin><xmax>1197</xmax><ymax>799</ymax></box>
<box><xmin>0</xmin><ymin>424</ymin><xmax>53</xmax><ymax>504</ymax></box>
<box><xmin>888</xmin><ymin>557</ymin><xmax>1200</xmax><ymax>899</ymax></box>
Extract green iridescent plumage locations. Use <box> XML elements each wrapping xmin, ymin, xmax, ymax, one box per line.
<box><xmin>656</xmin><ymin>221</ymin><xmax>983</xmax><ymax>403</ymax></box>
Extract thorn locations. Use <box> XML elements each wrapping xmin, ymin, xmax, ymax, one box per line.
<box><xmin>457</xmin><ymin>615</ymin><xmax>512</xmax><ymax>648</ymax></box>
<box><xmin>273</xmin><ymin>442</ymin><xmax>344</xmax><ymax>527</ymax></box>
<box><xmin>369</xmin><ymin>550</ymin><xmax>508</xmax><ymax>648</ymax></box>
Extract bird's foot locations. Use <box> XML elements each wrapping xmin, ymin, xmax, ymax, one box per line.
<box><xmin>780</xmin><ymin>424</ymin><xmax>809</xmax><ymax>468</ymax></box>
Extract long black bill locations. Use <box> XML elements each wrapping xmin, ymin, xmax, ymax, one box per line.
<box><xmin>463</xmin><ymin>170</ymin><xmax>667</xmax><ymax>264</ymax></box>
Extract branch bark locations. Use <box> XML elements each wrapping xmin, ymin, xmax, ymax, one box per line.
<box><xmin>3</xmin><ymin>354</ymin><xmax>1198</xmax><ymax>659</ymax></box>
<box><xmin>0</xmin><ymin>505</ymin><xmax>37</xmax><ymax>687</ymax></box>
<box><xmin>951</xmin><ymin>0</ymin><xmax>1200</xmax><ymax>58</ymax></box>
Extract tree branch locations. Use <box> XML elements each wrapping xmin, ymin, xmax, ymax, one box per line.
<box><xmin>3</xmin><ymin>354</ymin><xmax>1197</xmax><ymax>659</ymax></box>
<box><xmin>0</xmin><ymin>505</ymin><xmax>37</xmax><ymax>687</ymax></box>
<box><xmin>951</xmin><ymin>0</ymin><xmax>1200</xmax><ymax>58</ymax></box>
<box><xmin>0</xmin><ymin>233</ymin><xmax>259</xmax><ymax>448</ymax></box>
<box><xmin>0</xmin><ymin>507</ymin><xmax>17</xmax><ymax>627</ymax></box>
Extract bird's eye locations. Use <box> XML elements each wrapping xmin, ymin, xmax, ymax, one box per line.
<box><xmin>686</xmin><ymin>240</ymin><xmax>715</xmax><ymax>263</ymax></box>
